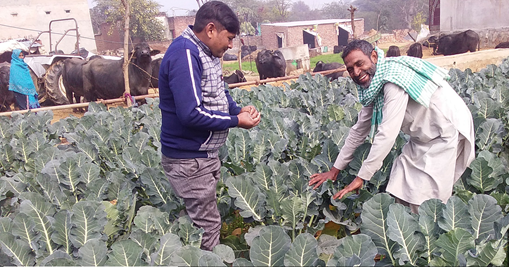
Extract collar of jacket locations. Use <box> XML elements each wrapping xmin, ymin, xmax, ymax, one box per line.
<box><xmin>182</xmin><ymin>26</ymin><xmax>215</xmax><ymax>58</ymax></box>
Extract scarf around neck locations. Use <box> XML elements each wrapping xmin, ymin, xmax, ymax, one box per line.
<box><xmin>357</xmin><ymin>47</ymin><xmax>450</xmax><ymax>139</ymax></box>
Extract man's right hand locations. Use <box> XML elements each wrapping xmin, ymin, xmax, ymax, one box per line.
<box><xmin>237</xmin><ymin>111</ymin><xmax>260</xmax><ymax>129</ymax></box>
<box><xmin>309</xmin><ymin>167</ymin><xmax>340</xmax><ymax>190</ymax></box>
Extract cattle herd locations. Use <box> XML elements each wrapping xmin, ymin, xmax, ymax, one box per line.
<box><xmin>0</xmin><ymin>30</ymin><xmax>508</xmax><ymax>112</ymax></box>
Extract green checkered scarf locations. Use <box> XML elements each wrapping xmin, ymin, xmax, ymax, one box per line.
<box><xmin>358</xmin><ymin>47</ymin><xmax>450</xmax><ymax>139</ymax></box>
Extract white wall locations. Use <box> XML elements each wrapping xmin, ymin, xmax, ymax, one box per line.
<box><xmin>0</xmin><ymin>0</ymin><xmax>97</xmax><ymax>53</ymax></box>
<box><xmin>440</xmin><ymin>0</ymin><xmax>509</xmax><ymax>32</ymax></box>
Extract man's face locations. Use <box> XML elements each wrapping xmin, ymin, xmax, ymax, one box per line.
<box><xmin>208</xmin><ymin>25</ymin><xmax>235</xmax><ymax>58</ymax></box>
<box><xmin>344</xmin><ymin>49</ymin><xmax>378</xmax><ymax>88</ymax></box>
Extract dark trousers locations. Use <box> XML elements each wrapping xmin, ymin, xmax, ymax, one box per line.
<box><xmin>161</xmin><ymin>155</ymin><xmax>221</xmax><ymax>251</ymax></box>
<box><xmin>13</xmin><ymin>92</ymin><xmax>28</xmax><ymax>110</ymax></box>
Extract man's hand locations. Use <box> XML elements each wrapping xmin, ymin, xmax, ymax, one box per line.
<box><xmin>237</xmin><ymin>111</ymin><xmax>260</xmax><ymax>129</ymax></box>
<box><xmin>240</xmin><ymin>105</ymin><xmax>260</xmax><ymax>119</ymax></box>
<box><xmin>309</xmin><ymin>167</ymin><xmax>340</xmax><ymax>190</ymax></box>
<box><xmin>333</xmin><ymin>176</ymin><xmax>364</xmax><ymax>200</ymax></box>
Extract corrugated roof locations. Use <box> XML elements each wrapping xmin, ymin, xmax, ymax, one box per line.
<box><xmin>262</xmin><ymin>18</ymin><xmax>362</xmax><ymax>27</ymax></box>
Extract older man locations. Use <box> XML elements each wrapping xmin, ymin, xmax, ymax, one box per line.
<box><xmin>309</xmin><ymin>40</ymin><xmax>475</xmax><ymax>213</ymax></box>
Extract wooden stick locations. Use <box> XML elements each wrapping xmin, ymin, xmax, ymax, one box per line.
<box><xmin>228</xmin><ymin>67</ymin><xmax>347</xmax><ymax>88</ymax></box>
<box><xmin>0</xmin><ymin>68</ymin><xmax>346</xmax><ymax>117</ymax></box>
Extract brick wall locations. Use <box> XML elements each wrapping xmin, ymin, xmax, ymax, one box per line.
<box><xmin>261</xmin><ymin>19</ymin><xmax>364</xmax><ymax>50</ymax></box>
<box><xmin>168</xmin><ymin>16</ymin><xmax>194</xmax><ymax>40</ymax></box>
<box><xmin>477</xmin><ymin>27</ymin><xmax>509</xmax><ymax>48</ymax></box>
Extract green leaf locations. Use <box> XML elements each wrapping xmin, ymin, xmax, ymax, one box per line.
<box><xmin>226</xmin><ymin>175</ymin><xmax>266</xmax><ymax>221</ymax></box>
<box><xmin>70</xmin><ymin>201</ymin><xmax>107</xmax><ymax>248</ymax></box>
<box><xmin>467</xmin><ymin>239</ymin><xmax>507</xmax><ymax>266</ymax></box>
<box><xmin>178</xmin><ymin>216</ymin><xmax>203</xmax><ymax>247</ymax></box>
<box><xmin>0</xmin><ymin>232</ymin><xmax>35</xmax><ymax>266</ymax></box>
<box><xmin>280</xmin><ymin>194</ymin><xmax>305</xmax><ymax>235</ymax></box>
<box><xmin>213</xmin><ymin>244</ymin><xmax>235</xmax><ymax>264</ymax></box>
<box><xmin>467</xmin><ymin>157</ymin><xmax>499</xmax><ymax>193</ymax></box>
<box><xmin>39</xmin><ymin>250</ymin><xmax>76</xmax><ymax>266</ymax></box>
<box><xmin>387</xmin><ymin>204</ymin><xmax>425</xmax><ymax>265</ymax></box>
<box><xmin>476</xmin><ymin>119</ymin><xmax>503</xmax><ymax>150</ymax></box>
<box><xmin>284</xmin><ymin>233</ymin><xmax>319</xmax><ymax>267</ymax></box>
<box><xmin>468</xmin><ymin>194</ymin><xmax>502</xmax><ymax>241</ymax></box>
<box><xmin>329</xmin><ymin>234</ymin><xmax>377</xmax><ymax>266</ymax></box>
<box><xmin>139</xmin><ymin>167</ymin><xmax>174</xmax><ymax>207</ymax></box>
<box><xmin>250</xmin><ymin>226</ymin><xmax>291</xmax><ymax>267</ymax></box>
<box><xmin>19</xmin><ymin>192</ymin><xmax>56</xmax><ymax>254</ymax></box>
<box><xmin>12</xmin><ymin>213</ymin><xmax>39</xmax><ymax>253</ymax></box>
<box><xmin>129</xmin><ymin>229</ymin><xmax>158</xmax><ymax>263</ymax></box>
<box><xmin>132</xmin><ymin>206</ymin><xmax>172</xmax><ymax>235</ymax></box>
<box><xmin>435</xmin><ymin>228</ymin><xmax>475</xmax><ymax>266</ymax></box>
<box><xmin>78</xmin><ymin>239</ymin><xmax>108</xmax><ymax>266</ymax></box>
<box><xmin>198</xmin><ymin>250</ymin><xmax>226</xmax><ymax>266</ymax></box>
<box><xmin>233</xmin><ymin>258</ymin><xmax>254</xmax><ymax>267</ymax></box>
<box><xmin>150</xmin><ymin>233</ymin><xmax>182</xmax><ymax>266</ymax></box>
<box><xmin>169</xmin><ymin>245</ymin><xmax>202</xmax><ymax>266</ymax></box>
<box><xmin>51</xmin><ymin>210</ymin><xmax>72</xmax><ymax>254</ymax></box>
<box><xmin>105</xmin><ymin>239</ymin><xmax>144</xmax><ymax>266</ymax></box>
<box><xmin>438</xmin><ymin>196</ymin><xmax>470</xmax><ymax>232</ymax></box>
<box><xmin>418</xmin><ymin>199</ymin><xmax>445</xmax><ymax>261</ymax></box>
<box><xmin>360</xmin><ymin>193</ymin><xmax>398</xmax><ymax>265</ymax></box>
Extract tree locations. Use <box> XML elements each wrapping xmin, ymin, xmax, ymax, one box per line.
<box><xmin>288</xmin><ymin>1</ymin><xmax>321</xmax><ymax>21</ymax></box>
<box><xmin>320</xmin><ymin>1</ymin><xmax>350</xmax><ymax>19</ymax></box>
<box><xmin>90</xmin><ymin>0</ymin><xmax>165</xmax><ymax>42</ymax></box>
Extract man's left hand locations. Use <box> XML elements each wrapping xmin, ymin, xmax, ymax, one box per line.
<box><xmin>241</xmin><ymin>105</ymin><xmax>260</xmax><ymax>119</ymax></box>
<box><xmin>333</xmin><ymin>176</ymin><xmax>364</xmax><ymax>200</ymax></box>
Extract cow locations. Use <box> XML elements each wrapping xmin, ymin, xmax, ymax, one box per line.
<box><xmin>223</xmin><ymin>53</ymin><xmax>238</xmax><ymax>61</ymax></box>
<box><xmin>224</xmin><ymin>70</ymin><xmax>246</xmax><ymax>85</ymax></box>
<box><xmin>422</xmin><ymin>35</ymin><xmax>440</xmax><ymax>55</ymax></box>
<box><xmin>0</xmin><ymin>63</ymin><xmax>14</xmax><ymax>111</ymax></box>
<box><xmin>62</xmin><ymin>58</ymin><xmax>87</xmax><ymax>112</ymax></box>
<box><xmin>150</xmin><ymin>57</ymin><xmax>162</xmax><ymax>88</ymax></box>
<box><xmin>495</xmin><ymin>42</ymin><xmax>509</xmax><ymax>48</ymax></box>
<box><xmin>313</xmin><ymin>61</ymin><xmax>345</xmax><ymax>81</ymax></box>
<box><xmin>82</xmin><ymin>42</ymin><xmax>160</xmax><ymax>102</ymax></box>
<box><xmin>255</xmin><ymin>49</ymin><xmax>286</xmax><ymax>80</ymax></box>
<box><xmin>406</xmin><ymin>43</ymin><xmax>423</xmax><ymax>58</ymax></box>
<box><xmin>436</xmin><ymin>30</ymin><xmax>480</xmax><ymax>56</ymax></box>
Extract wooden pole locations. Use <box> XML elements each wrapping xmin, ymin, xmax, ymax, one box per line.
<box><xmin>0</xmin><ymin>68</ymin><xmax>347</xmax><ymax>117</ymax></box>
<box><xmin>121</xmin><ymin>0</ymin><xmax>132</xmax><ymax>107</ymax></box>
<box><xmin>348</xmin><ymin>5</ymin><xmax>357</xmax><ymax>39</ymax></box>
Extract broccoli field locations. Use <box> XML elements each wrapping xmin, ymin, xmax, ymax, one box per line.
<box><xmin>0</xmin><ymin>58</ymin><xmax>509</xmax><ymax>266</ymax></box>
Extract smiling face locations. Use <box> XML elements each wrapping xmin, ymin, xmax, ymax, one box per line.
<box><xmin>206</xmin><ymin>23</ymin><xmax>235</xmax><ymax>58</ymax></box>
<box><xmin>344</xmin><ymin>49</ymin><xmax>378</xmax><ymax>88</ymax></box>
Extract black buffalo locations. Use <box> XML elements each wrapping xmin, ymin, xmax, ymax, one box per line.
<box><xmin>223</xmin><ymin>53</ymin><xmax>238</xmax><ymax>61</ymax></box>
<box><xmin>255</xmin><ymin>49</ymin><xmax>286</xmax><ymax>80</ymax></box>
<box><xmin>150</xmin><ymin>57</ymin><xmax>162</xmax><ymax>88</ymax></box>
<box><xmin>495</xmin><ymin>42</ymin><xmax>509</xmax><ymax>48</ymax></box>
<box><xmin>0</xmin><ymin>63</ymin><xmax>14</xmax><ymax>111</ymax></box>
<box><xmin>313</xmin><ymin>61</ymin><xmax>345</xmax><ymax>81</ymax></box>
<box><xmin>224</xmin><ymin>70</ymin><xmax>246</xmax><ymax>85</ymax></box>
<box><xmin>406</xmin><ymin>43</ymin><xmax>423</xmax><ymax>58</ymax></box>
<box><xmin>82</xmin><ymin>42</ymin><xmax>160</xmax><ymax>101</ymax></box>
<box><xmin>62</xmin><ymin>58</ymin><xmax>87</xmax><ymax>111</ymax></box>
<box><xmin>436</xmin><ymin>30</ymin><xmax>480</xmax><ymax>56</ymax></box>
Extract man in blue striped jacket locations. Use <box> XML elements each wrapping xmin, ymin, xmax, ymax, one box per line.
<box><xmin>158</xmin><ymin>1</ymin><xmax>260</xmax><ymax>251</ymax></box>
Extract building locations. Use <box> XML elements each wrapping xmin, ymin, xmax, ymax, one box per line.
<box><xmin>429</xmin><ymin>0</ymin><xmax>509</xmax><ymax>47</ymax></box>
<box><xmin>0</xmin><ymin>0</ymin><xmax>97</xmax><ymax>53</ymax></box>
<box><xmin>260</xmin><ymin>18</ymin><xmax>364</xmax><ymax>51</ymax></box>
<box><xmin>168</xmin><ymin>16</ymin><xmax>194</xmax><ymax>40</ymax></box>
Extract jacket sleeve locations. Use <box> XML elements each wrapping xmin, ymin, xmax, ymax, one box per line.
<box><xmin>168</xmin><ymin>45</ymin><xmax>239</xmax><ymax>130</ymax></box>
<box><xmin>225</xmin><ymin>88</ymin><xmax>242</xmax><ymax>115</ymax></box>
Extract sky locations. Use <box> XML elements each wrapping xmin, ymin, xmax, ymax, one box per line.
<box><xmin>87</xmin><ymin>0</ymin><xmax>351</xmax><ymax>17</ymax></box>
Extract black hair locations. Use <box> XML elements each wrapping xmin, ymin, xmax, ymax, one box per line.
<box><xmin>407</xmin><ymin>43</ymin><xmax>423</xmax><ymax>58</ymax></box>
<box><xmin>386</xmin><ymin>45</ymin><xmax>401</xmax><ymax>57</ymax></box>
<box><xmin>193</xmin><ymin>1</ymin><xmax>240</xmax><ymax>35</ymax></box>
<box><xmin>342</xmin><ymin>39</ymin><xmax>374</xmax><ymax>60</ymax></box>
